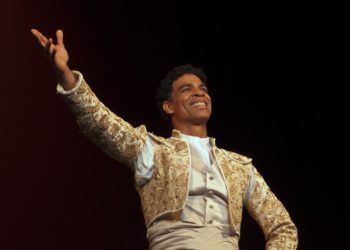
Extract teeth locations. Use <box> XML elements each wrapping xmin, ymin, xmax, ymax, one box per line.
<box><xmin>191</xmin><ymin>102</ymin><xmax>206</xmax><ymax>107</ymax></box>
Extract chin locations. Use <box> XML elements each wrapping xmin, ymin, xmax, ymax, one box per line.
<box><xmin>192</xmin><ymin>116</ymin><xmax>210</xmax><ymax>125</ymax></box>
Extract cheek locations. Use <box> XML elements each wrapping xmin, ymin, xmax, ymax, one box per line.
<box><xmin>175</xmin><ymin>96</ymin><xmax>189</xmax><ymax>108</ymax></box>
<box><xmin>173</xmin><ymin>99</ymin><xmax>187</xmax><ymax>113</ymax></box>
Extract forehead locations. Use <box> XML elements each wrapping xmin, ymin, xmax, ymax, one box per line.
<box><xmin>172</xmin><ymin>73</ymin><xmax>204</xmax><ymax>89</ymax></box>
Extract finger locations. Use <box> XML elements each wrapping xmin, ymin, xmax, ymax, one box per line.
<box><xmin>31</xmin><ymin>29</ymin><xmax>48</xmax><ymax>47</ymax></box>
<box><xmin>45</xmin><ymin>40</ymin><xmax>57</xmax><ymax>61</ymax></box>
<box><xmin>45</xmin><ymin>38</ymin><xmax>54</xmax><ymax>55</ymax></box>
<box><xmin>56</xmin><ymin>29</ymin><xmax>64</xmax><ymax>47</ymax></box>
<box><xmin>49</xmin><ymin>38</ymin><xmax>55</xmax><ymax>53</ymax></box>
<box><xmin>31</xmin><ymin>29</ymin><xmax>45</xmax><ymax>47</ymax></box>
<box><xmin>49</xmin><ymin>38</ymin><xmax>57</xmax><ymax>54</ymax></box>
<box><xmin>31</xmin><ymin>28</ymin><xmax>41</xmax><ymax>38</ymax></box>
<box><xmin>44</xmin><ymin>38</ymin><xmax>51</xmax><ymax>50</ymax></box>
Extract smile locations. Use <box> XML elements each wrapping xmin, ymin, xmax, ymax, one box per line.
<box><xmin>190</xmin><ymin>101</ymin><xmax>207</xmax><ymax>107</ymax></box>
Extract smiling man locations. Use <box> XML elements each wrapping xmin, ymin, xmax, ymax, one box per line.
<box><xmin>161</xmin><ymin>70</ymin><xmax>212</xmax><ymax>136</ymax></box>
<box><xmin>31</xmin><ymin>29</ymin><xmax>298</xmax><ymax>250</ymax></box>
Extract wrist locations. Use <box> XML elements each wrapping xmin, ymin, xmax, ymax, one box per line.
<box><xmin>55</xmin><ymin>66</ymin><xmax>77</xmax><ymax>90</ymax></box>
<box><xmin>54</xmin><ymin>63</ymin><xmax>70</xmax><ymax>76</ymax></box>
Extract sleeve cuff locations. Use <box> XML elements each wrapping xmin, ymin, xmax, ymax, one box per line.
<box><xmin>56</xmin><ymin>70</ymin><xmax>83</xmax><ymax>95</ymax></box>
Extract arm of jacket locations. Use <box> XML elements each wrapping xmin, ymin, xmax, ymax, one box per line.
<box><xmin>56</xmin><ymin>71</ymin><xmax>148</xmax><ymax>168</ymax></box>
<box><xmin>245</xmin><ymin>166</ymin><xmax>298</xmax><ymax>250</ymax></box>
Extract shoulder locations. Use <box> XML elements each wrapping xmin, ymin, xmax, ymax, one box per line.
<box><xmin>216</xmin><ymin>147</ymin><xmax>253</xmax><ymax>165</ymax></box>
<box><xmin>146</xmin><ymin>133</ymin><xmax>194</xmax><ymax>152</ymax></box>
<box><xmin>147</xmin><ymin>132</ymin><xmax>174</xmax><ymax>149</ymax></box>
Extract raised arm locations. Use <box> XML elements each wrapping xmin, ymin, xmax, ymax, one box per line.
<box><xmin>245</xmin><ymin>166</ymin><xmax>298</xmax><ymax>250</ymax></box>
<box><xmin>31</xmin><ymin>29</ymin><xmax>148</xmax><ymax>167</ymax></box>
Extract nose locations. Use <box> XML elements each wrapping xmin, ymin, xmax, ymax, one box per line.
<box><xmin>193</xmin><ymin>88</ymin><xmax>205</xmax><ymax>96</ymax></box>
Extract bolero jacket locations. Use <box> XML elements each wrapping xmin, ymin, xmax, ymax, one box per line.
<box><xmin>57</xmin><ymin>71</ymin><xmax>298</xmax><ymax>249</ymax></box>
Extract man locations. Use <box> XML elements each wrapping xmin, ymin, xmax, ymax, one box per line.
<box><xmin>31</xmin><ymin>29</ymin><xmax>298</xmax><ymax>249</ymax></box>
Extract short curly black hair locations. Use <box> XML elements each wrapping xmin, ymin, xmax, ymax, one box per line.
<box><xmin>156</xmin><ymin>64</ymin><xmax>208</xmax><ymax>125</ymax></box>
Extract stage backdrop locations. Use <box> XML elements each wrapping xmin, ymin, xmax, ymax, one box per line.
<box><xmin>1</xmin><ymin>0</ymin><xmax>347</xmax><ymax>249</ymax></box>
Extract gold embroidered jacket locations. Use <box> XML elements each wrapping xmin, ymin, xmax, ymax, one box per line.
<box><xmin>58</xmin><ymin>72</ymin><xmax>298</xmax><ymax>249</ymax></box>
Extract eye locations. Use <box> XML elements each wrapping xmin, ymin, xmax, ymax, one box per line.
<box><xmin>202</xmin><ymin>86</ymin><xmax>208</xmax><ymax>93</ymax></box>
<box><xmin>181</xmin><ymin>87</ymin><xmax>190</xmax><ymax>92</ymax></box>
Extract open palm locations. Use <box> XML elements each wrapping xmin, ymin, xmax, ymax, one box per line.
<box><xmin>31</xmin><ymin>29</ymin><xmax>69</xmax><ymax>72</ymax></box>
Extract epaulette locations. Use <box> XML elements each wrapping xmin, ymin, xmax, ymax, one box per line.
<box><xmin>221</xmin><ymin>149</ymin><xmax>252</xmax><ymax>165</ymax></box>
<box><xmin>147</xmin><ymin>132</ymin><xmax>174</xmax><ymax>149</ymax></box>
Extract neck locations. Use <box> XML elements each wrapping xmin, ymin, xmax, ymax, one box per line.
<box><xmin>172</xmin><ymin>122</ymin><xmax>208</xmax><ymax>138</ymax></box>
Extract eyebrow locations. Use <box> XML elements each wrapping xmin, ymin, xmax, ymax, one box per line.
<box><xmin>178</xmin><ymin>83</ymin><xmax>208</xmax><ymax>91</ymax></box>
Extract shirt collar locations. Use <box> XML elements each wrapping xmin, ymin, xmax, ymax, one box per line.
<box><xmin>171</xmin><ymin>129</ymin><xmax>216</xmax><ymax>147</ymax></box>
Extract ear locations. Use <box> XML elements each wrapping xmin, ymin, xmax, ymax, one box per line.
<box><xmin>163</xmin><ymin>100</ymin><xmax>174</xmax><ymax>115</ymax></box>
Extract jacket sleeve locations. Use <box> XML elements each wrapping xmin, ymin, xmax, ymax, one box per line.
<box><xmin>245</xmin><ymin>166</ymin><xmax>298</xmax><ymax>250</ymax></box>
<box><xmin>56</xmin><ymin>71</ymin><xmax>148</xmax><ymax>168</ymax></box>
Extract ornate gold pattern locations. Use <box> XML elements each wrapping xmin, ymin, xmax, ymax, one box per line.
<box><xmin>59</xmin><ymin>77</ymin><xmax>298</xmax><ymax>249</ymax></box>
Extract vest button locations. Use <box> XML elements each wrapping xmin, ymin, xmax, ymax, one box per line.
<box><xmin>209</xmin><ymin>205</ymin><xmax>214</xmax><ymax>209</ymax></box>
<box><xmin>209</xmin><ymin>176</ymin><xmax>214</xmax><ymax>180</ymax></box>
<box><xmin>208</xmin><ymin>220</ymin><xmax>213</xmax><ymax>224</ymax></box>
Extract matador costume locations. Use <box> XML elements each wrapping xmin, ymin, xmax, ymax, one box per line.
<box><xmin>57</xmin><ymin>71</ymin><xmax>298</xmax><ymax>250</ymax></box>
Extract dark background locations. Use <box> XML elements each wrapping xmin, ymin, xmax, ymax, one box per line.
<box><xmin>1</xmin><ymin>0</ymin><xmax>348</xmax><ymax>249</ymax></box>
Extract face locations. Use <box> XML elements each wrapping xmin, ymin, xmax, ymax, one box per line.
<box><xmin>163</xmin><ymin>73</ymin><xmax>212</xmax><ymax>126</ymax></box>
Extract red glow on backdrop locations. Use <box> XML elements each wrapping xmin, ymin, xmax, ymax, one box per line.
<box><xmin>1</xmin><ymin>0</ymin><xmax>347</xmax><ymax>249</ymax></box>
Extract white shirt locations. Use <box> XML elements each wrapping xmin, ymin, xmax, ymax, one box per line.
<box><xmin>134</xmin><ymin>133</ymin><xmax>239</xmax><ymax>249</ymax></box>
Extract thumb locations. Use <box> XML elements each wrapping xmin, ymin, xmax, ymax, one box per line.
<box><xmin>56</xmin><ymin>29</ymin><xmax>64</xmax><ymax>47</ymax></box>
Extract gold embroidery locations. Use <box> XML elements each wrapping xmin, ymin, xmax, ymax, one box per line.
<box><xmin>60</xmin><ymin>78</ymin><xmax>298</xmax><ymax>249</ymax></box>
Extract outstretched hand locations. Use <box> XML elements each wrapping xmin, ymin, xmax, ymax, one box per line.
<box><xmin>31</xmin><ymin>29</ymin><xmax>69</xmax><ymax>73</ymax></box>
<box><xmin>31</xmin><ymin>29</ymin><xmax>77</xmax><ymax>89</ymax></box>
